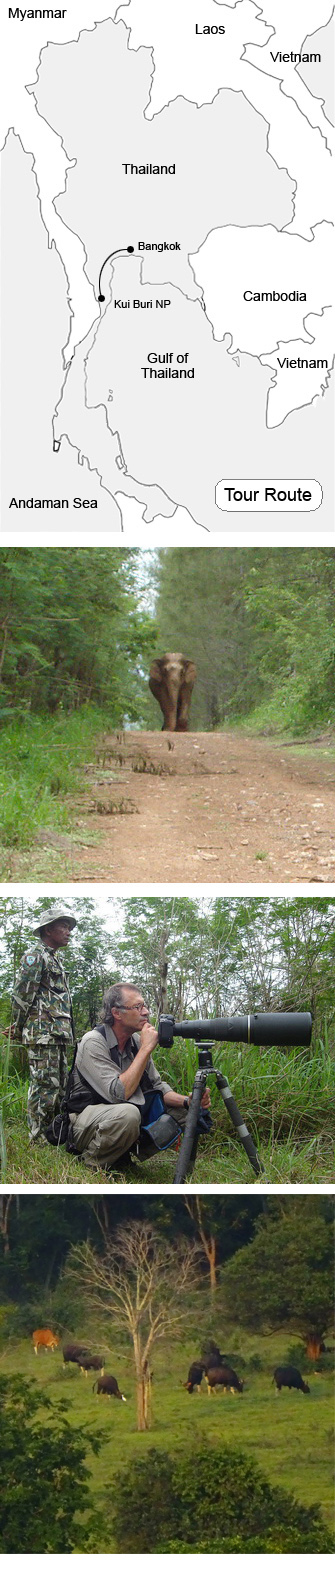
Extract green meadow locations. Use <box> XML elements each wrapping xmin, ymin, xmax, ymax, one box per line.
<box><xmin>2</xmin><ymin>1327</ymin><xmax>334</xmax><ymax>1549</ymax></box>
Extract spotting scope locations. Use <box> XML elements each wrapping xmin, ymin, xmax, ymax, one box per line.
<box><xmin>158</xmin><ymin>1012</ymin><xmax>312</xmax><ymax>1049</ymax></box>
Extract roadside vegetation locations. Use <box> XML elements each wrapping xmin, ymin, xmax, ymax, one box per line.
<box><xmin>0</xmin><ymin>709</ymin><xmax>104</xmax><ymax>858</ymax></box>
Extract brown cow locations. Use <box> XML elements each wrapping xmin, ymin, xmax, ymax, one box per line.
<box><xmin>32</xmin><ymin>1328</ymin><xmax>59</xmax><ymax>1355</ymax></box>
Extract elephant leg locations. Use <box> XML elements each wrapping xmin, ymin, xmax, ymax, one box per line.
<box><xmin>149</xmin><ymin>675</ymin><xmax>177</xmax><ymax>730</ymax></box>
<box><xmin>176</xmin><ymin>681</ymin><xmax>192</xmax><ymax>731</ymax></box>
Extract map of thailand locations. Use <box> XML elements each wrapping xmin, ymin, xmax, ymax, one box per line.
<box><xmin>1</xmin><ymin>0</ymin><xmax>334</xmax><ymax>537</ymax></box>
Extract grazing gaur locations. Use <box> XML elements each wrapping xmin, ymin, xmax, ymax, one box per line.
<box><xmin>183</xmin><ymin>1360</ymin><xmax>205</xmax><ymax>1393</ymax></box>
<box><xmin>32</xmin><ymin>1328</ymin><xmax>59</xmax><ymax>1355</ymax></box>
<box><xmin>62</xmin><ymin>1342</ymin><xmax>89</xmax><ymax>1369</ymax></box>
<box><xmin>202</xmin><ymin>1347</ymin><xmax>232</xmax><ymax>1372</ymax></box>
<box><xmin>93</xmin><ymin>1374</ymin><xmax>127</xmax><ymax>1401</ymax></box>
<box><xmin>202</xmin><ymin>1342</ymin><xmax>223</xmax><ymax>1366</ymax></box>
<box><xmin>273</xmin><ymin>1365</ymin><xmax>310</xmax><ymax>1394</ymax></box>
<box><xmin>79</xmin><ymin>1355</ymin><xmax>105</xmax><ymax>1377</ymax></box>
<box><xmin>205</xmin><ymin>1364</ymin><xmax>244</xmax><ymax>1396</ymax></box>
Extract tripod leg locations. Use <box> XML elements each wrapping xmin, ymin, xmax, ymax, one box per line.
<box><xmin>216</xmin><ymin>1071</ymin><xmax>264</xmax><ymax>1177</ymax></box>
<box><xmin>173</xmin><ymin>1074</ymin><xmax>205</xmax><ymax>1185</ymax></box>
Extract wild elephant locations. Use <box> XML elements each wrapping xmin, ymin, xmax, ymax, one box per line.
<box><xmin>149</xmin><ymin>653</ymin><xmax>196</xmax><ymax>731</ymax></box>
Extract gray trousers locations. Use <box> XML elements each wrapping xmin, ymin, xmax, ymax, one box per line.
<box><xmin>69</xmin><ymin>1100</ymin><xmax>188</xmax><ymax>1169</ymax></box>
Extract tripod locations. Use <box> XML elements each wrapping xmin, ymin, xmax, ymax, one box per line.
<box><xmin>173</xmin><ymin>1044</ymin><xmax>264</xmax><ymax>1185</ymax></box>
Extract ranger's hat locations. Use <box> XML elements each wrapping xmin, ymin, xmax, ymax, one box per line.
<box><xmin>33</xmin><ymin>904</ymin><xmax>77</xmax><ymax>935</ymax></box>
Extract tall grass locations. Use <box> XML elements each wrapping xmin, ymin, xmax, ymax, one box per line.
<box><xmin>3</xmin><ymin>1036</ymin><xmax>334</xmax><ymax>1185</ymax></box>
<box><xmin>0</xmin><ymin>1036</ymin><xmax>24</xmax><ymax>1179</ymax></box>
<box><xmin>154</xmin><ymin>1039</ymin><xmax>335</xmax><ymax>1142</ymax></box>
<box><xmin>0</xmin><ymin>708</ymin><xmax>105</xmax><ymax>848</ymax></box>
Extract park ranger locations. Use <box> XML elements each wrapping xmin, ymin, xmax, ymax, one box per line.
<box><xmin>11</xmin><ymin>904</ymin><xmax>76</xmax><ymax>1140</ymax></box>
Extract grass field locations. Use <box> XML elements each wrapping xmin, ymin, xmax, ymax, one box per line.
<box><xmin>1</xmin><ymin>1327</ymin><xmax>334</xmax><ymax>1550</ymax></box>
<box><xmin>3</xmin><ymin>1107</ymin><xmax>334</xmax><ymax>1186</ymax></box>
<box><xmin>2</xmin><ymin>1036</ymin><xmax>335</xmax><ymax>1184</ymax></box>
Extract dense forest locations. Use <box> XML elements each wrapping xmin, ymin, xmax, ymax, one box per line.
<box><xmin>0</xmin><ymin>1193</ymin><xmax>333</xmax><ymax>1343</ymax></box>
<box><xmin>0</xmin><ymin>1195</ymin><xmax>334</xmax><ymax>1551</ymax></box>
<box><xmin>1</xmin><ymin>547</ymin><xmax>335</xmax><ymax>731</ymax></box>
<box><xmin>1</xmin><ymin>896</ymin><xmax>335</xmax><ymax>1183</ymax></box>
<box><xmin>1</xmin><ymin>892</ymin><xmax>335</xmax><ymax>1041</ymax></box>
<box><xmin>0</xmin><ymin>548</ymin><xmax>154</xmax><ymax>720</ymax></box>
<box><xmin>152</xmin><ymin>548</ymin><xmax>335</xmax><ymax>732</ymax></box>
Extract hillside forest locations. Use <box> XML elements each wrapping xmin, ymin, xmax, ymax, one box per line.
<box><xmin>0</xmin><ymin>1193</ymin><xmax>334</xmax><ymax>1552</ymax></box>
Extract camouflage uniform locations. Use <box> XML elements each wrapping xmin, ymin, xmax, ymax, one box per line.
<box><xmin>12</xmin><ymin>941</ymin><xmax>74</xmax><ymax>1140</ymax></box>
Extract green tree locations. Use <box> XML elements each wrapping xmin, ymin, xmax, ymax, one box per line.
<box><xmin>110</xmin><ymin>1443</ymin><xmax>334</xmax><ymax>1553</ymax></box>
<box><xmin>0</xmin><ymin>548</ymin><xmax>155</xmax><ymax>719</ymax></box>
<box><xmin>221</xmin><ymin>1199</ymin><xmax>334</xmax><ymax>1358</ymax></box>
<box><xmin>0</xmin><ymin>1374</ymin><xmax>102</xmax><ymax>1552</ymax></box>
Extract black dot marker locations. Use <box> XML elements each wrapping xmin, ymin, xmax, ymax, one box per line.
<box><xmin>127</xmin><ymin>245</ymin><xmax>134</xmax><ymax>252</ymax></box>
<box><xmin>98</xmin><ymin>293</ymin><xmax>105</xmax><ymax>302</ymax></box>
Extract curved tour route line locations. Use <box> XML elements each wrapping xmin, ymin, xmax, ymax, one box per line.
<box><xmin>98</xmin><ymin>245</ymin><xmax>136</xmax><ymax>301</ymax></box>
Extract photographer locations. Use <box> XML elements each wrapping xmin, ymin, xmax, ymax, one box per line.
<box><xmin>67</xmin><ymin>982</ymin><xmax>210</xmax><ymax>1173</ymax></box>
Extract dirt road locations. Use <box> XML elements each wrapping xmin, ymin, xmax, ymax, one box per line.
<box><xmin>31</xmin><ymin>728</ymin><xmax>335</xmax><ymax>884</ymax></box>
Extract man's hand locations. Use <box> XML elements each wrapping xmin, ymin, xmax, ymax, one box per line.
<box><xmin>120</xmin><ymin>1021</ymin><xmax>158</xmax><ymax>1099</ymax></box>
<box><xmin>183</xmin><ymin>1088</ymin><xmax>211</xmax><ymax>1109</ymax></box>
<box><xmin>139</xmin><ymin>1023</ymin><xmax>158</xmax><ymax>1055</ymax></box>
<box><xmin>165</xmin><ymin>1086</ymin><xmax>212</xmax><ymax>1110</ymax></box>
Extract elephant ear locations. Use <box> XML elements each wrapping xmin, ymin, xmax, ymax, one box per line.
<box><xmin>183</xmin><ymin>661</ymin><xmax>196</xmax><ymax>688</ymax></box>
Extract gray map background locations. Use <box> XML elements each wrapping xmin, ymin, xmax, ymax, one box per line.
<box><xmin>297</xmin><ymin>16</ymin><xmax>334</xmax><ymax>125</ymax></box>
<box><xmin>1</xmin><ymin>135</ymin><xmax>121</xmax><ymax>541</ymax></box>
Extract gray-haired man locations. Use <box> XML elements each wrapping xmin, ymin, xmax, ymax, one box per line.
<box><xmin>68</xmin><ymin>981</ymin><xmax>210</xmax><ymax>1172</ymax></box>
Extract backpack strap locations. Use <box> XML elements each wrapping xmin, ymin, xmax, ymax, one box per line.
<box><xmin>64</xmin><ymin>1022</ymin><xmax>155</xmax><ymax>1115</ymax></box>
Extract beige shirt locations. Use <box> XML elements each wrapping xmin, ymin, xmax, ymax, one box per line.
<box><xmin>74</xmin><ymin>1023</ymin><xmax>172</xmax><ymax>1107</ymax></box>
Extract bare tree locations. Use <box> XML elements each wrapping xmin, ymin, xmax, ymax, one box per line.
<box><xmin>67</xmin><ymin>1221</ymin><xmax>199</xmax><ymax>1431</ymax></box>
<box><xmin>0</xmin><ymin>1194</ymin><xmax>18</xmax><ymax>1254</ymax></box>
<box><xmin>184</xmin><ymin>1196</ymin><xmax>218</xmax><ymax>1293</ymax></box>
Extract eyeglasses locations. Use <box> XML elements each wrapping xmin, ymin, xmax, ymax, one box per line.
<box><xmin>117</xmin><ymin>1002</ymin><xmax>148</xmax><ymax>1012</ymax></box>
